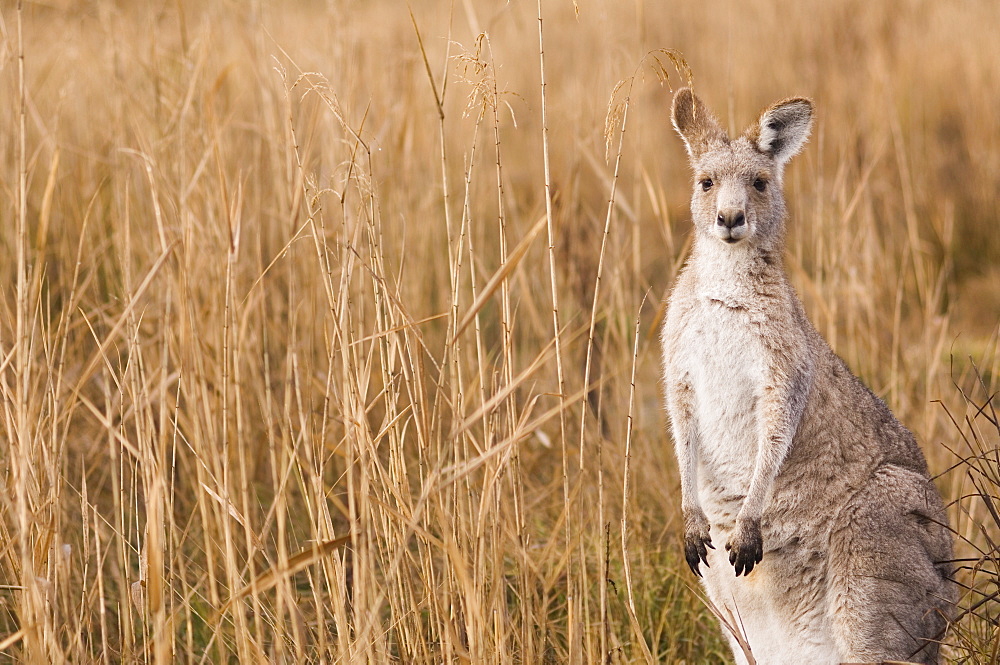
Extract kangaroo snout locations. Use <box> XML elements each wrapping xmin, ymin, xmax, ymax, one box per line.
<box><xmin>716</xmin><ymin>209</ymin><xmax>745</xmax><ymax>229</ymax></box>
<box><xmin>715</xmin><ymin>207</ymin><xmax>748</xmax><ymax>242</ymax></box>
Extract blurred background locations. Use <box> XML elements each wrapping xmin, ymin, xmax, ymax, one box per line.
<box><xmin>0</xmin><ymin>0</ymin><xmax>997</xmax><ymax>662</ymax></box>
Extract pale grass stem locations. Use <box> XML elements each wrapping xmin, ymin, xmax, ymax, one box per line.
<box><xmin>535</xmin><ymin>4</ymin><xmax>579</xmax><ymax>662</ymax></box>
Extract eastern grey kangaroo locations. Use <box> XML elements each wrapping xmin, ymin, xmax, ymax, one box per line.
<box><xmin>661</xmin><ymin>88</ymin><xmax>954</xmax><ymax>664</ymax></box>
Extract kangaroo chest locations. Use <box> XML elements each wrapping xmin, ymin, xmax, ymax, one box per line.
<box><xmin>679</xmin><ymin>298</ymin><xmax>768</xmax><ymax>506</ymax></box>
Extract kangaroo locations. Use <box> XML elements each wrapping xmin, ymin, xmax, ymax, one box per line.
<box><xmin>661</xmin><ymin>88</ymin><xmax>954</xmax><ymax>664</ymax></box>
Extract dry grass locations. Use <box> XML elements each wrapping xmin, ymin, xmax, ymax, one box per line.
<box><xmin>0</xmin><ymin>0</ymin><xmax>997</xmax><ymax>662</ymax></box>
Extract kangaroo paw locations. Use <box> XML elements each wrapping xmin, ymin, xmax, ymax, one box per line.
<box><xmin>726</xmin><ymin>517</ymin><xmax>763</xmax><ymax>577</ymax></box>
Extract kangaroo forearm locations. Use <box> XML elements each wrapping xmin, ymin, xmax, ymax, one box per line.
<box><xmin>739</xmin><ymin>441</ymin><xmax>788</xmax><ymax>520</ymax></box>
<box><xmin>672</xmin><ymin>423</ymin><xmax>702</xmax><ymax>513</ymax></box>
<box><xmin>667</xmin><ymin>377</ymin><xmax>703</xmax><ymax>513</ymax></box>
<box><xmin>740</xmin><ymin>382</ymin><xmax>807</xmax><ymax>521</ymax></box>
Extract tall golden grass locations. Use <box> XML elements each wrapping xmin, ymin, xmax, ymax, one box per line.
<box><xmin>0</xmin><ymin>0</ymin><xmax>997</xmax><ymax>662</ymax></box>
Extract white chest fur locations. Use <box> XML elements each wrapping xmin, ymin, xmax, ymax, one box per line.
<box><xmin>676</xmin><ymin>297</ymin><xmax>765</xmax><ymax>515</ymax></box>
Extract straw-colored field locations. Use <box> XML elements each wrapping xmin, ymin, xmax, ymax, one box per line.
<box><xmin>1</xmin><ymin>0</ymin><xmax>998</xmax><ymax>662</ymax></box>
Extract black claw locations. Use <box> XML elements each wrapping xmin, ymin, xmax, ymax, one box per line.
<box><xmin>685</xmin><ymin>545</ymin><xmax>701</xmax><ymax>576</ymax></box>
<box><xmin>726</xmin><ymin>519</ymin><xmax>764</xmax><ymax>577</ymax></box>
<box><xmin>685</xmin><ymin>533</ymin><xmax>714</xmax><ymax>577</ymax></box>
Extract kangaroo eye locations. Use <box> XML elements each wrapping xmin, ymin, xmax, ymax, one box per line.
<box><xmin>701</xmin><ymin>178</ymin><xmax>713</xmax><ymax>191</ymax></box>
<box><xmin>753</xmin><ymin>178</ymin><xmax>767</xmax><ymax>192</ymax></box>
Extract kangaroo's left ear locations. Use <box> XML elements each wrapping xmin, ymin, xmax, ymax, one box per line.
<box><xmin>750</xmin><ymin>98</ymin><xmax>813</xmax><ymax>166</ymax></box>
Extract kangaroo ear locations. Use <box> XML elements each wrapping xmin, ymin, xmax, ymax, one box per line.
<box><xmin>672</xmin><ymin>88</ymin><xmax>726</xmax><ymax>159</ymax></box>
<box><xmin>753</xmin><ymin>97</ymin><xmax>813</xmax><ymax>165</ymax></box>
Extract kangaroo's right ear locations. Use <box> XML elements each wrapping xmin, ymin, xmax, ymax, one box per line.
<box><xmin>672</xmin><ymin>88</ymin><xmax>726</xmax><ymax>159</ymax></box>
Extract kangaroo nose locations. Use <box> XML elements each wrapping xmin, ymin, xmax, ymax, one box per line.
<box><xmin>717</xmin><ymin>210</ymin><xmax>746</xmax><ymax>229</ymax></box>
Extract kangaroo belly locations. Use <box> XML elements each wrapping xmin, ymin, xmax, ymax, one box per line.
<box><xmin>701</xmin><ymin>539</ymin><xmax>839</xmax><ymax>665</ymax></box>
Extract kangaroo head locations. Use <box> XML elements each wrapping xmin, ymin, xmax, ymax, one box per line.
<box><xmin>672</xmin><ymin>88</ymin><xmax>813</xmax><ymax>249</ymax></box>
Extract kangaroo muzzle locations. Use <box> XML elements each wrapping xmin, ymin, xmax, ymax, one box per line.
<box><xmin>715</xmin><ymin>206</ymin><xmax>748</xmax><ymax>242</ymax></box>
<box><xmin>716</xmin><ymin>209</ymin><xmax>746</xmax><ymax>229</ymax></box>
